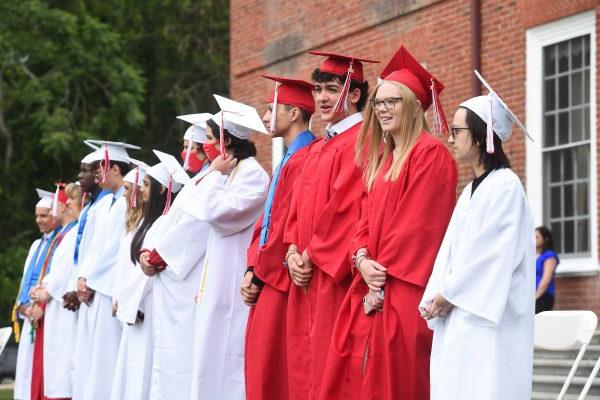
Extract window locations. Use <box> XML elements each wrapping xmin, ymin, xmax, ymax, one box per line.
<box><xmin>526</xmin><ymin>11</ymin><xmax>597</xmax><ymax>274</ymax></box>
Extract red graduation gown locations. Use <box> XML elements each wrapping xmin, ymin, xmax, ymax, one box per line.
<box><xmin>245</xmin><ymin>147</ymin><xmax>310</xmax><ymax>400</ymax></box>
<box><xmin>283</xmin><ymin>122</ymin><xmax>364</xmax><ymax>400</ymax></box>
<box><xmin>318</xmin><ymin>133</ymin><xmax>458</xmax><ymax>400</ymax></box>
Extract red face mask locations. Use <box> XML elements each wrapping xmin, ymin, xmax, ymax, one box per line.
<box><xmin>202</xmin><ymin>143</ymin><xmax>221</xmax><ymax>162</ymax></box>
<box><xmin>180</xmin><ymin>149</ymin><xmax>205</xmax><ymax>173</ymax></box>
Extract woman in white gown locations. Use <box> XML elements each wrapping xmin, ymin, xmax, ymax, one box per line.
<box><xmin>420</xmin><ymin>71</ymin><xmax>536</xmax><ymax>400</ymax></box>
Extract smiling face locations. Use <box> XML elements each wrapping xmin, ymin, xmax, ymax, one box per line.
<box><xmin>373</xmin><ymin>81</ymin><xmax>405</xmax><ymax>134</ymax></box>
<box><xmin>35</xmin><ymin>207</ymin><xmax>53</xmax><ymax>234</ymax></box>
<box><xmin>78</xmin><ymin>162</ymin><xmax>98</xmax><ymax>193</ymax></box>
<box><xmin>449</xmin><ymin>108</ymin><xmax>480</xmax><ymax>166</ymax></box>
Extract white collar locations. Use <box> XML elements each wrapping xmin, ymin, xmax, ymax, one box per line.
<box><xmin>327</xmin><ymin>112</ymin><xmax>363</xmax><ymax>134</ymax></box>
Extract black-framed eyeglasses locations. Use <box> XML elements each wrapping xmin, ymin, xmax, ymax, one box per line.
<box><xmin>450</xmin><ymin>127</ymin><xmax>470</xmax><ymax>138</ymax></box>
<box><xmin>369</xmin><ymin>97</ymin><xmax>403</xmax><ymax>111</ymax></box>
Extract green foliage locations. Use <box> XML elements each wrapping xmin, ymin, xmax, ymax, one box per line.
<box><xmin>0</xmin><ymin>0</ymin><xmax>229</xmax><ymax>326</ymax></box>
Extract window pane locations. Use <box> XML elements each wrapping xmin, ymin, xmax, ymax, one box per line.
<box><xmin>563</xmin><ymin>149</ymin><xmax>573</xmax><ymax>181</ymax></box>
<box><xmin>558</xmin><ymin>41</ymin><xmax>569</xmax><ymax>72</ymax></box>
<box><xmin>551</xmin><ymin>222</ymin><xmax>562</xmax><ymax>253</ymax></box>
<box><xmin>571</xmin><ymin>72</ymin><xmax>583</xmax><ymax>106</ymax></box>
<box><xmin>584</xmin><ymin>107</ymin><xmax>590</xmax><ymax>139</ymax></box>
<box><xmin>571</xmin><ymin>37</ymin><xmax>583</xmax><ymax>69</ymax></box>
<box><xmin>584</xmin><ymin>69</ymin><xmax>590</xmax><ymax>102</ymax></box>
<box><xmin>576</xmin><ymin>145</ymin><xmax>589</xmax><ymax>179</ymax></box>
<box><xmin>571</xmin><ymin>109</ymin><xmax>582</xmax><ymax>142</ymax></box>
<box><xmin>544</xmin><ymin>114</ymin><xmax>556</xmax><ymax>147</ymax></box>
<box><xmin>558</xmin><ymin>75</ymin><xmax>569</xmax><ymax>108</ymax></box>
<box><xmin>558</xmin><ymin>112</ymin><xmax>569</xmax><ymax>144</ymax></box>
<box><xmin>544</xmin><ymin>79</ymin><xmax>556</xmax><ymax>111</ymax></box>
<box><xmin>550</xmin><ymin>186</ymin><xmax>562</xmax><ymax>218</ymax></box>
<box><xmin>576</xmin><ymin>182</ymin><xmax>589</xmax><ymax>216</ymax></box>
<box><xmin>584</xmin><ymin>35</ymin><xmax>590</xmax><ymax>66</ymax></box>
<box><xmin>577</xmin><ymin>219</ymin><xmax>589</xmax><ymax>253</ymax></box>
<box><xmin>544</xmin><ymin>45</ymin><xmax>556</xmax><ymax>75</ymax></box>
<box><xmin>564</xmin><ymin>220</ymin><xmax>574</xmax><ymax>253</ymax></box>
<box><xmin>549</xmin><ymin>152</ymin><xmax>561</xmax><ymax>182</ymax></box>
<box><xmin>564</xmin><ymin>184</ymin><xmax>574</xmax><ymax>217</ymax></box>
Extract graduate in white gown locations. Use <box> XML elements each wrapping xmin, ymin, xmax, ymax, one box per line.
<box><xmin>13</xmin><ymin>190</ymin><xmax>57</xmax><ymax>400</ymax></box>
<box><xmin>73</xmin><ymin>141</ymin><xmax>138</xmax><ymax>400</ymax></box>
<box><xmin>34</xmin><ymin>183</ymin><xmax>82</xmax><ymax>399</ymax></box>
<box><xmin>420</xmin><ymin>71</ymin><xmax>536</xmax><ymax>400</ymax></box>
<box><xmin>177</xmin><ymin>96</ymin><xmax>269</xmax><ymax>400</ymax></box>
<box><xmin>138</xmin><ymin>117</ymin><xmax>213</xmax><ymax>400</ymax></box>
<box><xmin>111</xmin><ymin>161</ymin><xmax>179</xmax><ymax>400</ymax></box>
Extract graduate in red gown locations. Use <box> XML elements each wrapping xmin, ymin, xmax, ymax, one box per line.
<box><xmin>283</xmin><ymin>51</ymin><xmax>379</xmax><ymax>400</ymax></box>
<box><xmin>318</xmin><ymin>46</ymin><xmax>458</xmax><ymax>400</ymax></box>
<box><xmin>242</xmin><ymin>75</ymin><xmax>316</xmax><ymax>400</ymax></box>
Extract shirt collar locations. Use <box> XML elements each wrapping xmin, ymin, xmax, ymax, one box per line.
<box><xmin>113</xmin><ymin>185</ymin><xmax>126</xmax><ymax>201</ymax></box>
<box><xmin>327</xmin><ymin>112</ymin><xmax>363</xmax><ymax>135</ymax></box>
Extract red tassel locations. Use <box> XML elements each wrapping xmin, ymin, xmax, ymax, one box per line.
<box><xmin>130</xmin><ymin>167</ymin><xmax>140</xmax><ymax>208</ymax></box>
<box><xmin>333</xmin><ymin>61</ymin><xmax>354</xmax><ymax>115</ymax></box>
<box><xmin>430</xmin><ymin>78</ymin><xmax>449</xmax><ymax>136</ymax></box>
<box><xmin>220</xmin><ymin>113</ymin><xmax>226</xmax><ymax>159</ymax></box>
<box><xmin>162</xmin><ymin>177</ymin><xmax>173</xmax><ymax>215</ymax></box>
<box><xmin>101</xmin><ymin>146</ymin><xmax>110</xmax><ymax>183</ymax></box>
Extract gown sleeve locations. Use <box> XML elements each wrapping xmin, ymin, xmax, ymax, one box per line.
<box><xmin>441</xmin><ymin>174</ymin><xmax>532</xmax><ymax>325</ymax></box>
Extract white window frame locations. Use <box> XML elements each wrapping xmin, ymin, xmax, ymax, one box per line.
<box><xmin>526</xmin><ymin>11</ymin><xmax>598</xmax><ymax>275</ymax></box>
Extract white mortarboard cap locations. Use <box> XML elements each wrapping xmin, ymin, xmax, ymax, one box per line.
<box><xmin>153</xmin><ymin>150</ymin><xmax>190</xmax><ymax>186</ymax></box>
<box><xmin>80</xmin><ymin>140</ymin><xmax>140</xmax><ymax>164</ymax></box>
<box><xmin>36</xmin><ymin>189</ymin><xmax>54</xmax><ymax>209</ymax></box>
<box><xmin>147</xmin><ymin>163</ymin><xmax>182</xmax><ymax>193</ymax></box>
<box><xmin>178</xmin><ymin>113</ymin><xmax>214</xmax><ymax>144</ymax></box>
<box><xmin>124</xmin><ymin>158</ymin><xmax>148</xmax><ymax>188</ymax></box>
<box><xmin>460</xmin><ymin>70</ymin><xmax>534</xmax><ymax>153</ymax></box>
<box><xmin>212</xmin><ymin>94</ymin><xmax>268</xmax><ymax>139</ymax></box>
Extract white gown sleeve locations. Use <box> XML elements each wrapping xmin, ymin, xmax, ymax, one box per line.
<box><xmin>441</xmin><ymin>176</ymin><xmax>532</xmax><ymax>326</ymax></box>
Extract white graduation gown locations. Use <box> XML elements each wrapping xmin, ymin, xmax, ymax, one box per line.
<box><xmin>148</xmin><ymin>169</ymin><xmax>211</xmax><ymax>400</ymax></box>
<box><xmin>111</xmin><ymin>220</ymin><xmax>164</xmax><ymax>400</ymax></box>
<box><xmin>421</xmin><ymin>168</ymin><xmax>536</xmax><ymax>400</ymax></box>
<box><xmin>41</xmin><ymin>225</ymin><xmax>78</xmax><ymax>398</ymax></box>
<box><xmin>14</xmin><ymin>239</ymin><xmax>41</xmax><ymax>400</ymax></box>
<box><xmin>71</xmin><ymin>191</ymin><xmax>122</xmax><ymax>400</ymax></box>
<box><xmin>179</xmin><ymin>158</ymin><xmax>269</xmax><ymax>400</ymax></box>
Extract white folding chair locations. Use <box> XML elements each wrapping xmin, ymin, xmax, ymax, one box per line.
<box><xmin>534</xmin><ymin>311</ymin><xmax>598</xmax><ymax>400</ymax></box>
<box><xmin>0</xmin><ymin>326</ymin><xmax>12</xmax><ymax>357</ymax></box>
<box><xmin>578</xmin><ymin>347</ymin><xmax>600</xmax><ymax>399</ymax></box>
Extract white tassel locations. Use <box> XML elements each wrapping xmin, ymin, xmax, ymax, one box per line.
<box><xmin>183</xmin><ymin>138</ymin><xmax>193</xmax><ymax>170</ymax></box>
<box><xmin>486</xmin><ymin>95</ymin><xmax>495</xmax><ymax>154</ymax></box>
<box><xmin>269</xmin><ymin>82</ymin><xmax>281</xmax><ymax>134</ymax></box>
<box><xmin>51</xmin><ymin>184</ymin><xmax>59</xmax><ymax>217</ymax></box>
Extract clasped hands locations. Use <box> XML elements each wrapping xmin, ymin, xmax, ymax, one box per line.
<box><xmin>419</xmin><ymin>293</ymin><xmax>454</xmax><ymax>320</ymax></box>
<box><xmin>139</xmin><ymin>251</ymin><xmax>164</xmax><ymax>277</ymax></box>
<box><xmin>287</xmin><ymin>246</ymin><xmax>313</xmax><ymax>288</ymax></box>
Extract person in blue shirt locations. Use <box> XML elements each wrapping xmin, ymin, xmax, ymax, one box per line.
<box><xmin>535</xmin><ymin>226</ymin><xmax>559</xmax><ymax>313</ymax></box>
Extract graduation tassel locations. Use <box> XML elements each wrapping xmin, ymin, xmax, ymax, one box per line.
<box><xmin>486</xmin><ymin>94</ymin><xmax>495</xmax><ymax>154</ymax></box>
<box><xmin>101</xmin><ymin>146</ymin><xmax>110</xmax><ymax>183</ymax></box>
<box><xmin>51</xmin><ymin>183</ymin><xmax>60</xmax><ymax>218</ymax></box>
<box><xmin>220</xmin><ymin>112</ymin><xmax>226</xmax><ymax>159</ymax></box>
<box><xmin>269</xmin><ymin>82</ymin><xmax>281</xmax><ymax>134</ymax></box>
<box><xmin>333</xmin><ymin>60</ymin><xmax>354</xmax><ymax>115</ymax></box>
<box><xmin>183</xmin><ymin>137</ymin><xmax>193</xmax><ymax>171</ymax></box>
<box><xmin>162</xmin><ymin>177</ymin><xmax>173</xmax><ymax>215</ymax></box>
<box><xmin>11</xmin><ymin>303</ymin><xmax>20</xmax><ymax>343</ymax></box>
<box><xmin>430</xmin><ymin>78</ymin><xmax>449</xmax><ymax>136</ymax></box>
<box><xmin>130</xmin><ymin>167</ymin><xmax>140</xmax><ymax>208</ymax></box>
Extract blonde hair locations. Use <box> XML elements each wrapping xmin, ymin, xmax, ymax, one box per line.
<box><xmin>126</xmin><ymin>188</ymin><xmax>144</xmax><ymax>233</ymax></box>
<box><xmin>355</xmin><ymin>81</ymin><xmax>429</xmax><ymax>191</ymax></box>
<box><xmin>64</xmin><ymin>183</ymin><xmax>82</xmax><ymax>215</ymax></box>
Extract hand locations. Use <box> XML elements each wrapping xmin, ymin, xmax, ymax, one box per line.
<box><xmin>18</xmin><ymin>304</ymin><xmax>29</xmax><ymax>315</ymax></box>
<box><xmin>288</xmin><ymin>250</ymin><xmax>313</xmax><ymax>288</ymax></box>
<box><xmin>32</xmin><ymin>286</ymin><xmax>51</xmax><ymax>304</ymax></box>
<box><xmin>422</xmin><ymin>293</ymin><xmax>454</xmax><ymax>320</ymax></box>
<box><xmin>140</xmin><ymin>252</ymin><xmax>159</xmax><ymax>277</ymax></box>
<box><xmin>209</xmin><ymin>154</ymin><xmax>237</xmax><ymax>175</ymax></box>
<box><xmin>365</xmin><ymin>289</ymin><xmax>384</xmax><ymax>312</ymax></box>
<box><xmin>29</xmin><ymin>303</ymin><xmax>44</xmax><ymax>323</ymax></box>
<box><xmin>62</xmin><ymin>291</ymin><xmax>81</xmax><ymax>311</ymax></box>
<box><xmin>240</xmin><ymin>270</ymin><xmax>262</xmax><ymax>306</ymax></box>
<box><xmin>357</xmin><ymin>259</ymin><xmax>387</xmax><ymax>291</ymax></box>
<box><xmin>77</xmin><ymin>278</ymin><xmax>94</xmax><ymax>304</ymax></box>
<box><xmin>112</xmin><ymin>300</ymin><xmax>118</xmax><ymax>317</ymax></box>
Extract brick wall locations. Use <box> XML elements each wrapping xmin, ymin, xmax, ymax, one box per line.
<box><xmin>230</xmin><ymin>0</ymin><xmax>600</xmax><ymax>314</ymax></box>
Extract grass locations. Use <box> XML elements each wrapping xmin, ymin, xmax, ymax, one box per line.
<box><xmin>0</xmin><ymin>389</ymin><xmax>12</xmax><ymax>400</ymax></box>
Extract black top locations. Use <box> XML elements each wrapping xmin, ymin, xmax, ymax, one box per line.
<box><xmin>471</xmin><ymin>169</ymin><xmax>492</xmax><ymax>197</ymax></box>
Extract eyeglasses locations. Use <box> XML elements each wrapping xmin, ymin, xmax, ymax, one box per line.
<box><xmin>369</xmin><ymin>97</ymin><xmax>403</xmax><ymax>111</ymax></box>
<box><xmin>450</xmin><ymin>127</ymin><xmax>470</xmax><ymax>138</ymax></box>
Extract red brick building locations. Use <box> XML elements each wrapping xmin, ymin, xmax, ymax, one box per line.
<box><xmin>230</xmin><ymin>0</ymin><xmax>600</xmax><ymax>314</ymax></box>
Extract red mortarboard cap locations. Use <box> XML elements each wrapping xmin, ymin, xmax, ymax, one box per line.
<box><xmin>308</xmin><ymin>51</ymin><xmax>380</xmax><ymax>83</ymax></box>
<box><xmin>262</xmin><ymin>75</ymin><xmax>315</xmax><ymax>114</ymax></box>
<box><xmin>379</xmin><ymin>46</ymin><xmax>445</xmax><ymax>111</ymax></box>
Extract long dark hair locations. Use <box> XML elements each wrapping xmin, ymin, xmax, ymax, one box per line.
<box><xmin>129</xmin><ymin>176</ymin><xmax>173</xmax><ymax>263</ymax></box>
<box><xmin>536</xmin><ymin>226</ymin><xmax>556</xmax><ymax>253</ymax></box>
<box><xmin>206</xmin><ymin>118</ymin><xmax>257</xmax><ymax>160</ymax></box>
<box><xmin>461</xmin><ymin>107</ymin><xmax>511</xmax><ymax>171</ymax></box>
